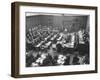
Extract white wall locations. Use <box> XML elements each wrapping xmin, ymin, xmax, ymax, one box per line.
<box><xmin>0</xmin><ymin>0</ymin><xmax>100</xmax><ymax>80</ymax></box>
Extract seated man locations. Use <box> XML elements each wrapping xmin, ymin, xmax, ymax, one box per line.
<box><xmin>26</xmin><ymin>32</ymin><xmax>34</xmax><ymax>52</ymax></box>
<box><xmin>72</xmin><ymin>52</ymin><xmax>80</xmax><ymax>65</ymax></box>
<box><xmin>63</xmin><ymin>33</ymin><xmax>75</xmax><ymax>48</ymax></box>
<box><xmin>77</xmin><ymin>30</ymin><xmax>89</xmax><ymax>56</ymax></box>
<box><xmin>56</xmin><ymin>55</ymin><xmax>67</xmax><ymax>65</ymax></box>
<box><xmin>56</xmin><ymin>43</ymin><xmax>63</xmax><ymax>53</ymax></box>
<box><xmin>26</xmin><ymin>52</ymin><xmax>35</xmax><ymax>67</ymax></box>
<box><xmin>32</xmin><ymin>53</ymin><xmax>47</xmax><ymax>67</ymax></box>
<box><xmin>78</xmin><ymin>29</ymin><xmax>85</xmax><ymax>44</ymax></box>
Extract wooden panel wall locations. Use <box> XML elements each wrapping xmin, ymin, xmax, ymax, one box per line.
<box><xmin>26</xmin><ymin>15</ymin><xmax>88</xmax><ymax>32</ymax></box>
